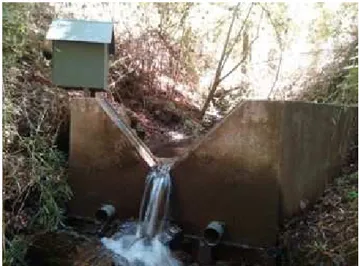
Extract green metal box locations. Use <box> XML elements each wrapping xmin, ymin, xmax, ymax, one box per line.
<box><xmin>46</xmin><ymin>19</ymin><xmax>115</xmax><ymax>90</ymax></box>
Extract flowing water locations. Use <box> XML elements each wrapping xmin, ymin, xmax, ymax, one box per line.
<box><xmin>101</xmin><ymin>164</ymin><xmax>182</xmax><ymax>266</ymax></box>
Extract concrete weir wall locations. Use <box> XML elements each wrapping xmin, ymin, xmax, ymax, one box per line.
<box><xmin>68</xmin><ymin>98</ymin><xmax>357</xmax><ymax>248</ymax></box>
<box><xmin>68</xmin><ymin>98</ymin><xmax>157</xmax><ymax>219</ymax></box>
<box><xmin>278</xmin><ymin>102</ymin><xmax>357</xmax><ymax>217</ymax></box>
<box><xmin>171</xmin><ymin>101</ymin><xmax>357</xmax><ymax>247</ymax></box>
<box><xmin>171</xmin><ymin>102</ymin><xmax>282</xmax><ymax>247</ymax></box>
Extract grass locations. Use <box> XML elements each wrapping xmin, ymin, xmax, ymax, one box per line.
<box><xmin>3</xmin><ymin>236</ymin><xmax>28</xmax><ymax>266</ymax></box>
<box><xmin>3</xmin><ymin>3</ymin><xmax>72</xmax><ymax>265</ymax></box>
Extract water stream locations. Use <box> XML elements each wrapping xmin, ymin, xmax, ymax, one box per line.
<box><xmin>101</xmin><ymin>164</ymin><xmax>181</xmax><ymax>266</ymax></box>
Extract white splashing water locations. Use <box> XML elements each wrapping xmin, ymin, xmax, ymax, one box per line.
<box><xmin>101</xmin><ymin>164</ymin><xmax>181</xmax><ymax>266</ymax></box>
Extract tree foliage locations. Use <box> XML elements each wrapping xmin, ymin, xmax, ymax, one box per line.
<box><xmin>2</xmin><ymin>3</ymin><xmax>31</xmax><ymax>65</ymax></box>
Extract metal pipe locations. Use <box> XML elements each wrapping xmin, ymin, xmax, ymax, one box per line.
<box><xmin>203</xmin><ymin>221</ymin><xmax>225</xmax><ymax>247</ymax></box>
<box><xmin>95</xmin><ymin>204</ymin><xmax>116</xmax><ymax>222</ymax></box>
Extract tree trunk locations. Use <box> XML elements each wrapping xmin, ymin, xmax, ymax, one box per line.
<box><xmin>199</xmin><ymin>79</ymin><xmax>221</xmax><ymax>119</ymax></box>
<box><xmin>241</xmin><ymin>26</ymin><xmax>249</xmax><ymax>74</ymax></box>
<box><xmin>199</xmin><ymin>3</ymin><xmax>240</xmax><ymax>119</ymax></box>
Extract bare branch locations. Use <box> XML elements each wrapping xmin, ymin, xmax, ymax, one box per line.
<box><xmin>220</xmin><ymin>3</ymin><xmax>255</xmax><ymax>71</ymax></box>
<box><xmin>216</xmin><ymin>2</ymin><xmax>241</xmax><ymax>74</ymax></box>
<box><xmin>199</xmin><ymin>3</ymin><xmax>241</xmax><ymax>118</ymax></box>
<box><xmin>218</xmin><ymin>56</ymin><xmax>248</xmax><ymax>83</ymax></box>
<box><xmin>219</xmin><ymin>10</ymin><xmax>264</xmax><ymax>83</ymax></box>
<box><xmin>259</xmin><ymin>3</ymin><xmax>284</xmax><ymax>99</ymax></box>
<box><xmin>267</xmin><ymin>51</ymin><xmax>282</xmax><ymax>99</ymax></box>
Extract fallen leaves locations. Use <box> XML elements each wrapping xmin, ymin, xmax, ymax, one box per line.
<box><xmin>280</xmin><ymin>171</ymin><xmax>358</xmax><ymax>265</ymax></box>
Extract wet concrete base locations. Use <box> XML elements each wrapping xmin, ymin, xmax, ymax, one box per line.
<box><xmin>182</xmin><ymin>237</ymin><xmax>279</xmax><ymax>266</ymax></box>
<box><xmin>26</xmin><ymin>231</ymin><xmax>113</xmax><ymax>266</ymax></box>
<box><xmin>25</xmin><ymin>225</ymin><xmax>278</xmax><ymax>266</ymax></box>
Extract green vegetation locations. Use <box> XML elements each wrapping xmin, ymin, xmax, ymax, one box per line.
<box><xmin>281</xmin><ymin>172</ymin><xmax>358</xmax><ymax>265</ymax></box>
<box><xmin>3</xmin><ymin>3</ymin><xmax>72</xmax><ymax>265</ymax></box>
<box><xmin>4</xmin><ymin>236</ymin><xmax>28</xmax><ymax>266</ymax></box>
<box><xmin>3</xmin><ymin>3</ymin><xmax>30</xmax><ymax>65</ymax></box>
<box><xmin>297</xmin><ymin>41</ymin><xmax>358</xmax><ymax>105</ymax></box>
<box><xmin>2</xmin><ymin>2</ymin><xmax>357</xmax><ymax>265</ymax></box>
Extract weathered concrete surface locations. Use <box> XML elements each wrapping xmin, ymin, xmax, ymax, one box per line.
<box><xmin>278</xmin><ymin>102</ymin><xmax>357</xmax><ymax>217</ymax></box>
<box><xmin>68</xmin><ymin>98</ymin><xmax>356</xmax><ymax>249</ymax></box>
<box><xmin>68</xmin><ymin>97</ymin><xmax>157</xmax><ymax>219</ymax></box>
<box><xmin>171</xmin><ymin>101</ymin><xmax>282</xmax><ymax>247</ymax></box>
<box><xmin>171</xmin><ymin>100</ymin><xmax>357</xmax><ymax>247</ymax></box>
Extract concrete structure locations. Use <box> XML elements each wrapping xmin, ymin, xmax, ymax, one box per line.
<box><xmin>171</xmin><ymin>101</ymin><xmax>282</xmax><ymax>247</ymax></box>
<box><xmin>277</xmin><ymin>102</ymin><xmax>357</xmax><ymax>217</ymax></box>
<box><xmin>171</xmin><ymin>101</ymin><xmax>357</xmax><ymax>247</ymax></box>
<box><xmin>68</xmin><ymin>97</ymin><xmax>157</xmax><ymax>219</ymax></box>
<box><xmin>68</xmin><ymin>98</ymin><xmax>357</xmax><ymax>248</ymax></box>
<box><xmin>46</xmin><ymin>19</ymin><xmax>115</xmax><ymax>90</ymax></box>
